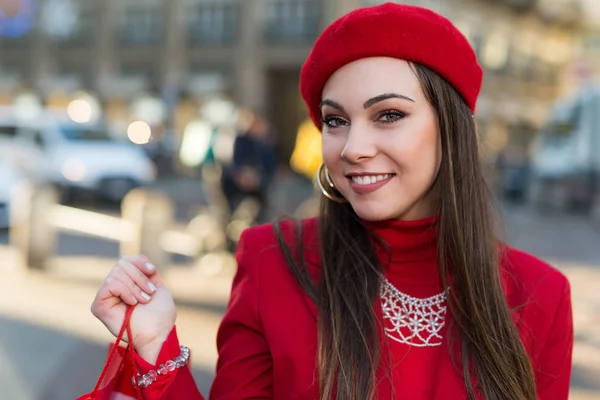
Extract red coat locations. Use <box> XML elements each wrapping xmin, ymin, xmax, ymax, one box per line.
<box><xmin>129</xmin><ymin>217</ymin><xmax>573</xmax><ymax>399</ymax></box>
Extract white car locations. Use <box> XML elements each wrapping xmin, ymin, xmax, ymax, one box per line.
<box><xmin>0</xmin><ymin>107</ymin><xmax>156</xmax><ymax>203</ymax></box>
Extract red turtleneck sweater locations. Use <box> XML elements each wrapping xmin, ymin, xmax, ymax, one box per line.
<box><xmin>118</xmin><ymin>217</ymin><xmax>573</xmax><ymax>399</ymax></box>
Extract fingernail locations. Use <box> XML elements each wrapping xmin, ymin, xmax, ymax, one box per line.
<box><xmin>146</xmin><ymin>263</ymin><xmax>155</xmax><ymax>271</ymax></box>
<box><xmin>141</xmin><ymin>292</ymin><xmax>151</xmax><ymax>301</ymax></box>
<box><xmin>148</xmin><ymin>282</ymin><xmax>157</xmax><ymax>292</ymax></box>
<box><xmin>132</xmin><ymin>296</ymin><xmax>138</xmax><ymax>304</ymax></box>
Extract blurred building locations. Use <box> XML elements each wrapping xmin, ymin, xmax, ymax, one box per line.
<box><xmin>0</xmin><ymin>0</ymin><xmax>591</xmax><ymax>162</ymax></box>
<box><xmin>390</xmin><ymin>0</ymin><xmax>585</xmax><ymax>159</ymax></box>
<box><xmin>579</xmin><ymin>0</ymin><xmax>600</xmax><ymax>77</ymax></box>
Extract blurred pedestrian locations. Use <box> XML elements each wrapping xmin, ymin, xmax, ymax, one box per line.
<box><xmin>89</xmin><ymin>4</ymin><xmax>572</xmax><ymax>400</ymax></box>
<box><xmin>496</xmin><ymin>146</ymin><xmax>530</xmax><ymax>203</ymax></box>
<box><xmin>220</xmin><ymin>112</ymin><xmax>276</xmax><ymax>223</ymax></box>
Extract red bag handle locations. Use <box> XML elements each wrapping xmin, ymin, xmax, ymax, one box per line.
<box><xmin>93</xmin><ymin>305</ymin><xmax>144</xmax><ymax>399</ymax></box>
<box><xmin>126</xmin><ymin>311</ymin><xmax>144</xmax><ymax>399</ymax></box>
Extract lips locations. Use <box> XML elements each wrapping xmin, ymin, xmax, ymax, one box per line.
<box><xmin>351</xmin><ymin>174</ymin><xmax>394</xmax><ymax>185</ymax></box>
<box><xmin>347</xmin><ymin>173</ymin><xmax>396</xmax><ymax>194</ymax></box>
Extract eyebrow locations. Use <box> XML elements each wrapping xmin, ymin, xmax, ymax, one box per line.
<box><xmin>363</xmin><ymin>93</ymin><xmax>415</xmax><ymax>108</ymax></box>
<box><xmin>319</xmin><ymin>99</ymin><xmax>345</xmax><ymax>112</ymax></box>
<box><xmin>320</xmin><ymin>93</ymin><xmax>415</xmax><ymax>113</ymax></box>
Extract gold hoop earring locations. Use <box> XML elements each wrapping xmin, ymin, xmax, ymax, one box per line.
<box><xmin>324</xmin><ymin>167</ymin><xmax>336</xmax><ymax>188</ymax></box>
<box><xmin>316</xmin><ymin>164</ymin><xmax>347</xmax><ymax>203</ymax></box>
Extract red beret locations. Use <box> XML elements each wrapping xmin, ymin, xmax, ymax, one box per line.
<box><xmin>300</xmin><ymin>2</ymin><xmax>483</xmax><ymax>129</ymax></box>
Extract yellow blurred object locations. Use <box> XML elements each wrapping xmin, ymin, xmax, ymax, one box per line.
<box><xmin>46</xmin><ymin>93</ymin><xmax>70</xmax><ymax>109</ymax></box>
<box><xmin>290</xmin><ymin>119</ymin><xmax>322</xmax><ymax>179</ymax></box>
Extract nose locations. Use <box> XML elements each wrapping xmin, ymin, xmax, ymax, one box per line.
<box><xmin>340</xmin><ymin>125</ymin><xmax>377</xmax><ymax>164</ymax></box>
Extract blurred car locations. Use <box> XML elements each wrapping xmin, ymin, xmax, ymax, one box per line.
<box><xmin>0</xmin><ymin>157</ymin><xmax>21</xmax><ymax>228</ymax></box>
<box><xmin>0</xmin><ymin>107</ymin><xmax>156</xmax><ymax>203</ymax></box>
<box><xmin>529</xmin><ymin>86</ymin><xmax>600</xmax><ymax>211</ymax></box>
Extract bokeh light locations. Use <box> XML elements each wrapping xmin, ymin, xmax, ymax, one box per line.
<box><xmin>12</xmin><ymin>91</ymin><xmax>42</xmax><ymax>120</ymax></box>
<box><xmin>127</xmin><ymin>120</ymin><xmax>152</xmax><ymax>144</ymax></box>
<box><xmin>67</xmin><ymin>99</ymin><xmax>93</xmax><ymax>123</ymax></box>
<box><xmin>61</xmin><ymin>158</ymin><xmax>86</xmax><ymax>182</ymax></box>
<box><xmin>179</xmin><ymin>120</ymin><xmax>212</xmax><ymax>168</ymax></box>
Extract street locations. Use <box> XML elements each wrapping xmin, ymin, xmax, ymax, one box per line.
<box><xmin>0</xmin><ymin>184</ymin><xmax>599</xmax><ymax>399</ymax></box>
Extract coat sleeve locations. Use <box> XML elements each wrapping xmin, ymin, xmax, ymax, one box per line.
<box><xmin>133</xmin><ymin>327</ymin><xmax>204</xmax><ymax>399</ymax></box>
<box><xmin>209</xmin><ymin>228</ymin><xmax>273</xmax><ymax>399</ymax></box>
<box><xmin>534</xmin><ymin>277</ymin><xmax>574</xmax><ymax>400</ymax></box>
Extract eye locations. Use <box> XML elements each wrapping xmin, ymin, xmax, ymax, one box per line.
<box><xmin>322</xmin><ymin>116</ymin><xmax>350</xmax><ymax>129</ymax></box>
<box><xmin>377</xmin><ymin>110</ymin><xmax>407</xmax><ymax>124</ymax></box>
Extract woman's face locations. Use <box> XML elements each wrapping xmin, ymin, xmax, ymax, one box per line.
<box><xmin>321</xmin><ymin>57</ymin><xmax>442</xmax><ymax>221</ymax></box>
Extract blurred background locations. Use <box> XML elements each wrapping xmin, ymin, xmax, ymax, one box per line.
<box><xmin>0</xmin><ymin>0</ymin><xmax>599</xmax><ymax>399</ymax></box>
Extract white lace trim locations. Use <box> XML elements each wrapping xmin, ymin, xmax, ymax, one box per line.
<box><xmin>380</xmin><ymin>277</ymin><xmax>448</xmax><ymax>347</ymax></box>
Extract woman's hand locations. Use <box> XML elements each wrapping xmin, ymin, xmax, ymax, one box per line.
<box><xmin>91</xmin><ymin>255</ymin><xmax>177</xmax><ymax>364</ymax></box>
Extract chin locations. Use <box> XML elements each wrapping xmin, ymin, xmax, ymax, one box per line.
<box><xmin>349</xmin><ymin>202</ymin><xmax>400</xmax><ymax>222</ymax></box>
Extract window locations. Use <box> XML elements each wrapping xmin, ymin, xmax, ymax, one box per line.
<box><xmin>120</xmin><ymin>4</ymin><xmax>165</xmax><ymax>46</ymax></box>
<box><xmin>59</xmin><ymin>125</ymin><xmax>112</xmax><ymax>142</ymax></box>
<box><xmin>534</xmin><ymin>60</ymin><xmax>559</xmax><ymax>85</ymax></box>
<box><xmin>0</xmin><ymin>126</ymin><xmax>18</xmax><ymax>139</ymax></box>
<box><xmin>537</xmin><ymin>0</ymin><xmax>581</xmax><ymax>25</ymax></box>
<box><xmin>54</xmin><ymin>1</ymin><xmax>100</xmax><ymax>47</ymax></box>
<box><xmin>512</xmin><ymin>53</ymin><xmax>534</xmax><ymax>80</ymax></box>
<box><xmin>0</xmin><ymin>59</ymin><xmax>28</xmax><ymax>85</ymax></box>
<box><xmin>55</xmin><ymin>58</ymin><xmax>92</xmax><ymax>87</ymax></box>
<box><xmin>0</xmin><ymin>127</ymin><xmax>46</xmax><ymax>148</ymax></box>
<box><xmin>266</xmin><ymin>0</ymin><xmax>320</xmax><ymax>44</ymax></box>
<box><xmin>120</xmin><ymin>62</ymin><xmax>159</xmax><ymax>86</ymax></box>
<box><xmin>188</xmin><ymin>1</ymin><xmax>238</xmax><ymax>45</ymax></box>
<box><xmin>501</xmin><ymin>0</ymin><xmax>536</xmax><ymax>11</ymax></box>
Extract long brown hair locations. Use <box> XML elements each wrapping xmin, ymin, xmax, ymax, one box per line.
<box><xmin>274</xmin><ymin>63</ymin><xmax>536</xmax><ymax>399</ymax></box>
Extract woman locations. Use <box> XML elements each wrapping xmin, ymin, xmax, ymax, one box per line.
<box><xmin>91</xmin><ymin>3</ymin><xmax>573</xmax><ymax>399</ymax></box>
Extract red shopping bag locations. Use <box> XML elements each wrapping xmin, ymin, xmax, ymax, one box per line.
<box><xmin>76</xmin><ymin>306</ymin><xmax>144</xmax><ymax>400</ymax></box>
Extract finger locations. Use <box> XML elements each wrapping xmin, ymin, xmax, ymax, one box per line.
<box><xmin>93</xmin><ymin>276</ymin><xmax>138</xmax><ymax>312</ymax></box>
<box><xmin>112</xmin><ymin>269</ymin><xmax>153</xmax><ymax>304</ymax></box>
<box><xmin>118</xmin><ymin>258</ymin><xmax>158</xmax><ymax>296</ymax></box>
<box><xmin>121</xmin><ymin>255</ymin><xmax>158</xmax><ymax>277</ymax></box>
<box><xmin>120</xmin><ymin>256</ymin><xmax>166</xmax><ymax>291</ymax></box>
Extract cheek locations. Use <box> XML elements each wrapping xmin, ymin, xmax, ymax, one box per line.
<box><xmin>392</xmin><ymin>126</ymin><xmax>440</xmax><ymax>180</ymax></box>
<box><xmin>321</xmin><ymin>134</ymin><xmax>344</xmax><ymax>166</ymax></box>
<box><xmin>415</xmin><ymin>140</ymin><xmax>441</xmax><ymax>180</ymax></box>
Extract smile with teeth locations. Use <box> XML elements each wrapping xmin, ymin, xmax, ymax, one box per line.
<box><xmin>351</xmin><ymin>174</ymin><xmax>394</xmax><ymax>185</ymax></box>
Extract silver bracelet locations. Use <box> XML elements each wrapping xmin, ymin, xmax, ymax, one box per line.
<box><xmin>133</xmin><ymin>345</ymin><xmax>191</xmax><ymax>389</ymax></box>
